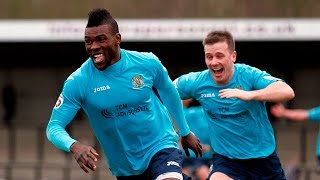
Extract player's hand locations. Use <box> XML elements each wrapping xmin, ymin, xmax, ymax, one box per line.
<box><xmin>270</xmin><ymin>103</ymin><xmax>285</xmax><ymax>118</ymax></box>
<box><xmin>219</xmin><ymin>88</ymin><xmax>252</xmax><ymax>101</ymax></box>
<box><xmin>201</xmin><ymin>144</ymin><xmax>211</xmax><ymax>153</ymax></box>
<box><xmin>180</xmin><ymin>132</ymin><xmax>202</xmax><ymax>158</ymax></box>
<box><xmin>70</xmin><ymin>142</ymin><xmax>99</xmax><ymax>173</ymax></box>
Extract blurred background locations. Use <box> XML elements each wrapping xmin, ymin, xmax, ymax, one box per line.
<box><xmin>1</xmin><ymin>0</ymin><xmax>320</xmax><ymax>179</ymax></box>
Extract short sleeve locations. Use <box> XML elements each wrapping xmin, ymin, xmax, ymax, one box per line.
<box><xmin>249</xmin><ymin>66</ymin><xmax>283</xmax><ymax>90</ymax></box>
<box><xmin>173</xmin><ymin>72</ymin><xmax>198</xmax><ymax>100</ymax></box>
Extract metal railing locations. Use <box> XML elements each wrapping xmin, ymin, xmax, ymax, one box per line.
<box><xmin>0</xmin><ymin>122</ymin><xmax>319</xmax><ymax>180</ymax></box>
<box><xmin>0</xmin><ymin>125</ymin><xmax>113</xmax><ymax>180</ymax></box>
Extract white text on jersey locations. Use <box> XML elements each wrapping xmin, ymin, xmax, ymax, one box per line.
<box><xmin>94</xmin><ymin>85</ymin><xmax>110</xmax><ymax>93</ymax></box>
<box><xmin>201</xmin><ymin>93</ymin><xmax>215</xmax><ymax>98</ymax></box>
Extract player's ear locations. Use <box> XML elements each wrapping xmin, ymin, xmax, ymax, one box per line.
<box><xmin>231</xmin><ymin>51</ymin><xmax>237</xmax><ymax>63</ymax></box>
<box><xmin>115</xmin><ymin>33</ymin><xmax>121</xmax><ymax>44</ymax></box>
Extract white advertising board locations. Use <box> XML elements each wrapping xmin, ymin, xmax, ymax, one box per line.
<box><xmin>0</xmin><ymin>18</ymin><xmax>320</xmax><ymax>42</ymax></box>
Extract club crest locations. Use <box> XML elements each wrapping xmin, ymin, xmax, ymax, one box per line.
<box><xmin>132</xmin><ymin>75</ymin><xmax>144</xmax><ymax>89</ymax></box>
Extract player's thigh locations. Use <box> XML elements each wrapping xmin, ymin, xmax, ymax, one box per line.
<box><xmin>209</xmin><ymin>172</ymin><xmax>233</xmax><ymax>180</ymax></box>
<box><xmin>195</xmin><ymin>165</ymin><xmax>210</xmax><ymax>180</ymax></box>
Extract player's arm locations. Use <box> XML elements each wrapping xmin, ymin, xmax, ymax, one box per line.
<box><xmin>270</xmin><ymin>103</ymin><xmax>308</xmax><ymax>121</ymax></box>
<box><xmin>158</xmin><ymin>82</ymin><xmax>202</xmax><ymax>157</ymax></box>
<box><xmin>249</xmin><ymin>80</ymin><xmax>294</xmax><ymax>102</ymax></box>
<box><xmin>151</xmin><ymin>55</ymin><xmax>202</xmax><ymax>157</ymax></box>
<box><xmin>219</xmin><ymin>67</ymin><xmax>295</xmax><ymax>102</ymax></box>
<box><xmin>46</xmin><ymin>76</ymin><xmax>99</xmax><ymax>173</ymax></box>
<box><xmin>220</xmin><ymin>81</ymin><xmax>295</xmax><ymax>102</ymax></box>
<box><xmin>158</xmin><ymin>81</ymin><xmax>190</xmax><ymax>137</ymax></box>
<box><xmin>46</xmin><ymin>78</ymin><xmax>79</xmax><ymax>152</ymax></box>
<box><xmin>271</xmin><ymin>103</ymin><xmax>320</xmax><ymax>122</ymax></box>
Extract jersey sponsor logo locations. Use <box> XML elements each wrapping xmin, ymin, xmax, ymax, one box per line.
<box><xmin>218</xmin><ymin>107</ymin><xmax>229</xmax><ymax>113</ymax></box>
<box><xmin>200</xmin><ymin>93</ymin><xmax>216</xmax><ymax>98</ymax></box>
<box><xmin>167</xmin><ymin>161</ymin><xmax>180</xmax><ymax>167</ymax></box>
<box><xmin>54</xmin><ymin>94</ymin><xmax>64</xmax><ymax>109</ymax></box>
<box><xmin>94</xmin><ymin>85</ymin><xmax>110</xmax><ymax>93</ymax></box>
<box><xmin>101</xmin><ymin>104</ymin><xmax>150</xmax><ymax>119</ymax></box>
<box><xmin>206</xmin><ymin>110</ymin><xmax>217</xmax><ymax>120</ymax></box>
<box><xmin>117</xmin><ymin>105</ymin><xmax>149</xmax><ymax>117</ymax></box>
<box><xmin>132</xmin><ymin>74</ymin><xmax>144</xmax><ymax>89</ymax></box>
<box><xmin>101</xmin><ymin>110</ymin><xmax>114</xmax><ymax>118</ymax></box>
<box><xmin>206</xmin><ymin>109</ymin><xmax>249</xmax><ymax>120</ymax></box>
<box><xmin>220</xmin><ymin>110</ymin><xmax>249</xmax><ymax>118</ymax></box>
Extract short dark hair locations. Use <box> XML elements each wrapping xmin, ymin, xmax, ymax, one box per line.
<box><xmin>86</xmin><ymin>8</ymin><xmax>119</xmax><ymax>34</ymax></box>
<box><xmin>202</xmin><ymin>30</ymin><xmax>235</xmax><ymax>52</ymax></box>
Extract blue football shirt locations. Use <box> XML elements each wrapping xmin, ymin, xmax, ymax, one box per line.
<box><xmin>175</xmin><ymin>63</ymin><xmax>281</xmax><ymax>159</ymax></box>
<box><xmin>47</xmin><ymin>49</ymin><xmax>190</xmax><ymax>176</ymax></box>
<box><xmin>308</xmin><ymin>106</ymin><xmax>320</xmax><ymax>156</ymax></box>
<box><xmin>183</xmin><ymin>106</ymin><xmax>212</xmax><ymax>158</ymax></box>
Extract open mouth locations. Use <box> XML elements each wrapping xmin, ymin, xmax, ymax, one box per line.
<box><xmin>212</xmin><ymin>67</ymin><xmax>223</xmax><ymax>74</ymax></box>
<box><xmin>93</xmin><ymin>53</ymin><xmax>105</xmax><ymax>64</ymax></box>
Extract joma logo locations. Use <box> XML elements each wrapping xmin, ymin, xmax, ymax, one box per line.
<box><xmin>201</xmin><ymin>93</ymin><xmax>215</xmax><ymax>98</ymax></box>
<box><xmin>167</xmin><ymin>161</ymin><xmax>180</xmax><ymax>167</ymax></box>
<box><xmin>94</xmin><ymin>85</ymin><xmax>110</xmax><ymax>93</ymax></box>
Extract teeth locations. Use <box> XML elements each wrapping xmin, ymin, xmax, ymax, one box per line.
<box><xmin>94</xmin><ymin>54</ymin><xmax>103</xmax><ymax>58</ymax></box>
<box><xmin>93</xmin><ymin>54</ymin><xmax>104</xmax><ymax>63</ymax></box>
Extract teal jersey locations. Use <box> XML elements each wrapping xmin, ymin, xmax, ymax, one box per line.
<box><xmin>47</xmin><ymin>49</ymin><xmax>190</xmax><ymax>176</ymax></box>
<box><xmin>308</xmin><ymin>107</ymin><xmax>320</xmax><ymax>122</ymax></box>
<box><xmin>183</xmin><ymin>106</ymin><xmax>212</xmax><ymax>158</ymax></box>
<box><xmin>308</xmin><ymin>106</ymin><xmax>320</xmax><ymax>156</ymax></box>
<box><xmin>175</xmin><ymin>63</ymin><xmax>281</xmax><ymax>159</ymax></box>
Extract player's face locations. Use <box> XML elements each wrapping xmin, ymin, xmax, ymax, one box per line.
<box><xmin>84</xmin><ymin>24</ymin><xmax>121</xmax><ymax>70</ymax></box>
<box><xmin>204</xmin><ymin>41</ymin><xmax>237</xmax><ymax>85</ymax></box>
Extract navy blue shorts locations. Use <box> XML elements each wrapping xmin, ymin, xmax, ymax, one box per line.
<box><xmin>208</xmin><ymin>151</ymin><xmax>286</xmax><ymax>180</ymax></box>
<box><xmin>116</xmin><ymin>148</ymin><xmax>191</xmax><ymax>180</ymax></box>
